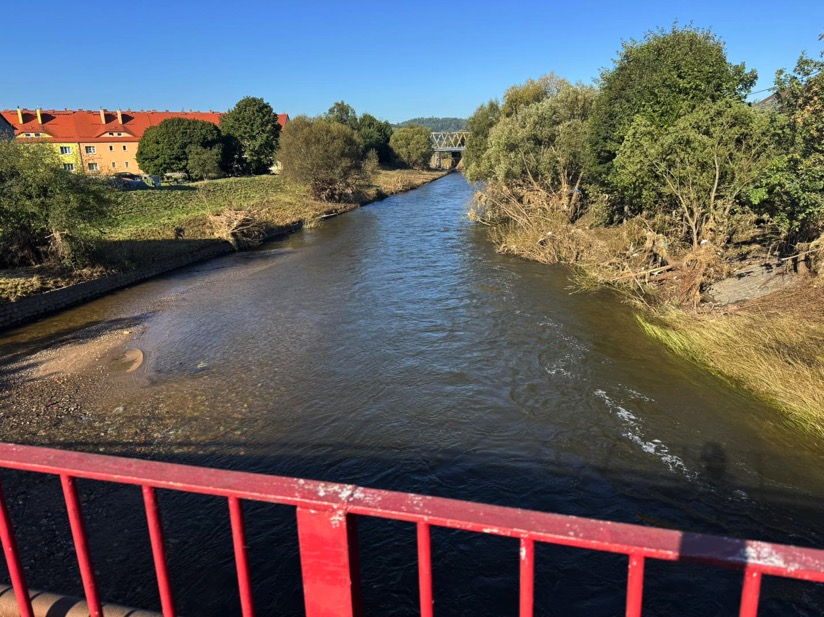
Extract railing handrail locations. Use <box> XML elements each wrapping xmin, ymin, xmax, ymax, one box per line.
<box><xmin>0</xmin><ymin>441</ymin><xmax>823</xmax><ymax>617</ymax></box>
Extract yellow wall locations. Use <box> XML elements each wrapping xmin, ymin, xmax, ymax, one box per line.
<box><xmin>15</xmin><ymin>136</ymin><xmax>82</xmax><ymax>172</ymax></box>
<box><xmin>79</xmin><ymin>141</ymin><xmax>140</xmax><ymax>174</ymax></box>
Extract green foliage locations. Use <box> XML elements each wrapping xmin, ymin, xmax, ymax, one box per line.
<box><xmin>325</xmin><ymin>103</ymin><xmax>394</xmax><ymax>164</ymax></box>
<box><xmin>0</xmin><ymin>141</ymin><xmax>114</xmax><ymax>267</ymax></box>
<box><xmin>389</xmin><ymin>126</ymin><xmax>433</xmax><ymax>169</ymax></box>
<box><xmin>278</xmin><ymin>116</ymin><xmax>367</xmax><ymax>201</ymax></box>
<box><xmin>463</xmin><ymin>100</ymin><xmax>500</xmax><ymax>182</ymax></box>
<box><xmin>482</xmin><ymin>82</ymin><xmax>598</xmax><ymax>217</ymax></box>
<box><xmin>589</xmin><ymin>25</ymin><xmax>757</xmax><ymax>187</ymax></box>
<box><xmin>357</xmin><ymin>113</ymin><xmax>394</xmax><ymax>163</ymax></box>
<box><xmin>187</xmin><ymin>145</ymin><xmax>225</xmax><ymax>180</ymax></box>
<box><xmin>613</xmin><ymin>100</ymin><xmax>774</xmax><ymax>247</ymax></box>
<box><xmin>136</xmin><ymin>118</ymin><xmax>225</xmax><ymax>177</ymax></box>
<box><xmin>397</xmin><ymin>117</ymin><xmax>467</xmax><ymax>131</ymax></box>
<box><xmin>500</xmin><ymin>74</ymin><xmax>565</xmax><ymax>117</ymax></box>
<box><xmin>750</xmin><ymin>38</ymin><xmax>824</xmax><ymax>241</ymax></box>
<box><xmin>220</xmin><ymin>96</ymin><xmax>282</xmax><ymax>174</ymax></box>
<box><xmin>326</xmin><ymin>101</ymin><xmax>359</xmax><ymax>130</ymax></box>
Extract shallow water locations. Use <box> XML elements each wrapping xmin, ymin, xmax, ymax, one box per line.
<box><xmin>1</xmin><ymin>173</ymin><xmax>823</xmax><ymax>615</ymax></box>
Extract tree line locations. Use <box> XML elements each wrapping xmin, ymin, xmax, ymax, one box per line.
<box><xmin>464</xmin><ymin>26</ymin><xmax>824</xmax><ymax>302</ymax></box>
<box><xmin>136</xmin><ymin>96</ymin><xmax>283</xmax><ymax>178</ymax></box>
<box><xmin>278</xmin><ymin>101</ymin><xmax>434</xmax><ymax>201</ymax></box>
<box><xmin>0</xmin><ymin>97</ymin><xmax>438</xmax><ymax>269</ymax></box>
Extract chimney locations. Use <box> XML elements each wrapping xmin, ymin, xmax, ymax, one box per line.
<box><xmin>116</xmin><ymin>109</ymin><xmax>123</xmax><ymax>124</ymax></box>
<box><xmin>36</xmin><ymin>108</ymin><xmax>42</xmax><ymax>124</ymax></box>
<box><xmin>16</xmin><ymin>107</ymin><xmax>23</xmax><ymax>123</ymax></box>
<box><xmin>99</xmin><ymin>109</ymin><xmax>106</xmax><ymax>125</ymax></box>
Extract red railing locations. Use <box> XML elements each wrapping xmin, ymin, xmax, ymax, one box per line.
<box><xmin>0</xmin><ymin>442</ymin><xmax>823</xmax><ymax>617</ymax></box>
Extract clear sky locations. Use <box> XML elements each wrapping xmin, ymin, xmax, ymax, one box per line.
<box><xmin>2</xmin><ymin>0</ymin><xmax>821</xmax><ymax>122</ymax></box>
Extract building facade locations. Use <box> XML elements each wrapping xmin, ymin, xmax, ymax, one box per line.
<box><xmin>0</xmin><ymin>108</ymin><xmax>289</xmax><ymax>174</ymax></box>
<box><xmin>0</xmin><ymin>114</ymin><xmax>14</xmax><ymax>140</ymax></box>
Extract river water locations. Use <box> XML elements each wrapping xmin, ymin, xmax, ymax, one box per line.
<box><xmin>1</xmin><ymin>173</ymin><xmax>823</xmax><ymax>615</ymax></box>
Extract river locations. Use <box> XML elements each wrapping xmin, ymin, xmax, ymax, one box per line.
<box><xmin>1</xmin><ymin>173</ymin><xmax>823</xmax><ymax>615</ymax></box>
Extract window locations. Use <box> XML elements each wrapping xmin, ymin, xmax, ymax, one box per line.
<box><xmin>122</xmin><ymin>145</ymin><xmax>127</xmax><ymax>151</ymax></box>
<box><xmin>33</xmin><ymin>133</ymin><xmax>41</xmax><ymax>137</ymax></box>
<box><xmin>111</xmin><ymin>161</ymin><xmax>117</xmax><ymax>168</ymax></box>
<box><xmin>63</xmin><ymin>163</ymin><xmax>75</xmax><ymax>172</ymax></box>
<box><xmin>88</xmin><ymin>162</ymin><xmax>99</xmax><ymax>171</ymax></box>
<box><xmin>60</xmin><ymin>146</ymin><xmax>72</xmax><ymax>155</ymax></box>
<box><xmin>85</xmin><ymin>146</ymin><xmax>96</xmax><ymax>154</ymax></box>
<box><xmin>117</xmin><ymin>132</ymin><xmax>122</xmax><ymax>137</ymax></box>
<box><xmin>24</xmin><ymin>133</ymin><xmax>31</xmax><ymax>137</ymax></box>
<box><xmin>124</xmin><ymin>161</ymin><xmax>130</xmax><ymax>168</ymax></box>
<box><xmin>109</xmin><ymin>145</ymin><xmax>114</xmax><ymax>151</ymax></box>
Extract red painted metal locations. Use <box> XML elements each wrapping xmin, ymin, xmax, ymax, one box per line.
<box><xmin>0</xmin><ymin>442</ymin><xmax>822</xmax><ymax>616</ymax></box>
<box><xmin>296</xmin><ymin>507</ymin><xmax>358</xmax><ymax>617</ymax></box>
<box><xmin>229</xmin><ymin>496</ymin><xmax>255</xmax><ymax>617</ymax></box>
<box><xmin>519</xmin><ymin>538</ymin><xmax>534</xmax><ymax>617</ymax></box>
<box><xmin>60</xmin><ymin>474</ymin><xmax>103</xmax><ymax>617</ymax></box>
<box><xmin>626</xmin><ymin>553</ymin><xmax>645</xmax><ymax>617</ymax></box>
<box><xmin>142</xmin><ymin>485</ymin><xmax>176</xmax><ymax>617</ymax></box>
<box><xmin>0</xmin><ymin>480</ymin><xmax>34</xmax><ymax>617</ymax></box>
<box><xmin>417</xmin><ymin>522</ymin><xmax>433</xmax><ymax>617</ymax></box>
<box><xmin>739</xmin><ymin>568</ymin><xmax>762</xmax><ymax>617</ymax></box>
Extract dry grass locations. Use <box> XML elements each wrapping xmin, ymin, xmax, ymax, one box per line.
<box><xmin>639</xmin><ymin>280</ymin><xmax>824</xmax><ymax>435</ymax></box>
<box><xmin>0</xmin><ymin>169</ymin><xmax>446</xmax><ymax>304</ymax></box>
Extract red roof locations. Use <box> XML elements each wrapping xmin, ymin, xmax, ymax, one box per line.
<box><xmin>0</xmin><ymin>109</ymin><xmax>288</xmax><ymax>142</ymax></box>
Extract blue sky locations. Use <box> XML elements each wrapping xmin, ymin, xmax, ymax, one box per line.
<box><xmin>2</xmin><ymin>1</ymin><xmax>821</xmax><ymax>122</ymax></box>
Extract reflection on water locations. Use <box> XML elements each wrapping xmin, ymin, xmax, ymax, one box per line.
<box><xmin>1</xmin><ymin>174</ymin><xmax>823</xmax><ymax>615</ymax></box>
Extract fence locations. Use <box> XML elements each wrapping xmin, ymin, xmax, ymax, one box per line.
<box><xmin>0</xmin><ymin>442</ymin><xmax>823</xmax><ymax>617</ymax></box>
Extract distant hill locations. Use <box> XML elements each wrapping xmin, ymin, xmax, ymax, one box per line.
<box><xmin>396</xmin><ymin>117</ymin><xmax>467</xmax><ymax>131</ymax></box>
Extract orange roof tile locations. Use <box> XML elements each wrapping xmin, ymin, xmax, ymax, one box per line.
<box><xmin>0</xmin><ymin>109</ymin><xmax>288</xmax><ymax>143</ymax></box>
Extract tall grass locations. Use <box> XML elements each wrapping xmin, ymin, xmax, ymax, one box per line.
<box><xmin>639</xmin><ymin>290</ymin><xmax>824</xmax><ymax>435</ymax></box>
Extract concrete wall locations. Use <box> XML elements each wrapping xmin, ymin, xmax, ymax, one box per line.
<box><xmin>0</xmin><ymin>242</ymin><xmax>234</xmax><ymax>332</ymax></box>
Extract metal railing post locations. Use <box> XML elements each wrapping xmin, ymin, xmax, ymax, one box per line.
<box><xmin>296</xmin><ymin>507</ymin><xmax>362</xmax><ymax>617</ymax></box>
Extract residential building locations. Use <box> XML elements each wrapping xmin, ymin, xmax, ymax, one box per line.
<box><xmin>0</xmin><ymin>109</ymin><xmax>82</xmax><ymax>170</ymax></box>
<box><xmin>0</xmin><ymin>114</ymin><xmax>13</xmax><ymax>140</ymax></box>
<box><xmin>0</xmin><ymin>108</ymin><xmax>289</xmax><ymax>174</ymax></box>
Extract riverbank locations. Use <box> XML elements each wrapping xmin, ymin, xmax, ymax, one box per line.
<box><xmin>0</xmin><ymin>168</ymin><xmax>447</xmax><ymax>321</ymax></box>
<box><xmin>478</xmin><ymin>207</ymin><xmax>824</xmax><ymax>436</ymax></box>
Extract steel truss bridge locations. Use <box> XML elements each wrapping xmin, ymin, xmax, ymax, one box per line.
<box><xmin>431</xmin><ymin>131</ymin><xmax>470</xmax><ymax>152</ymax></box>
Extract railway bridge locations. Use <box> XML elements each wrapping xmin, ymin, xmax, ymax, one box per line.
<box><xmin>430</xmin><ymin>131</ymin><xmax>470</xmax><ymax>168</ymax></box>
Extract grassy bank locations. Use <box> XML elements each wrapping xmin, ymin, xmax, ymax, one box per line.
<box><xmin>0</xmin><ymin>168</ymin><xmax>446</xmax><ymax>304</ymax></box>
<box><xmin>638</xmin><ymin>282</ymin><xmax>824</xmax><ymax>435</ymax></box>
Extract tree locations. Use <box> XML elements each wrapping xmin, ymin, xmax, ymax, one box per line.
<box><xmin>463</xmin><ymin>100</ymin><xmax>500</xmax><ymax>182</ymax></box>
<box><xmin>187</xmin><ymin>145</ymin><xmax>224</xmax><ymax>180</ymax></box>
<box><xmin>278</xmin><ymin>116</ymin><xmax>367</xmax><ymax>201</ymax></box>
<box><xmin>589</xmin><ymin>25</ymin><xmax>757</xmax><ymax>190</ymax></box>
<box><xmin>220</xmin><ymin>96</ymin><xmax>281</xmax><ymax>174</ymax></box>
<box><xmin>357</xmin><ymin>113</ymin><xmax>394</xmax><ymax>163</ymax></box>
<box><xmin>0</xmin><ymin>142</ymin><xmax>113</xmax><ymax>267</ymax></box>
<box><xmin>613</xmin><ymin>100</ymin><xmax>774</xmax><ymax>248</ymax></box>
<box><xmin>481</xmin><ymin>82</ymin><xmax>598</xmax><ymax>220</ymax></box>
<box><xmin>136</xmin><ymin>118</ymin><xmax>225</xmax><ymax>177</ymax></box>
<box><xmin>326</xmin><ymin>101</ymin><xmax>359</xmax><ymax>130</ymax></box>
<box><xmin>397</xmin><ymin>117</ymin><xmax>467</xmax><ymax>131</ymax></box>
<box><xmin>390</xmin><ymin>126</ymin><xmax>432</xmax><ymax>169</ymax></box>
<box><xmin>749</xmin><ymin>35</ymin><xmax>824</xmax><ymax>243</ymax></box>
<box><xmin>500</xmin><ymin>74</ymin><xmax>565</xmax><ymax>118</ymax></box>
